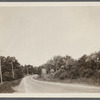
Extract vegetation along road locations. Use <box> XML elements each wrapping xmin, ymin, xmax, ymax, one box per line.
<box><xmin>13</xmin><ymin>75</ymin><xmax>100</xmax><ymax>93</ymax></box>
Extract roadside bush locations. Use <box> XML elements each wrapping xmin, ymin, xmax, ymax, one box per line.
<box><xmin>59</xmin><ymin>71</ymin><xmax>68</xmax><ymax>79</ymax></box>
<box><xmin>53</xmin><ymin>70</ymin><xmax>62</xmax><ymax>78</ymax></box>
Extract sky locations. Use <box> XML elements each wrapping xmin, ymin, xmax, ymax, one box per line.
<box><xmin>0</xmin><ymin>6</ymin><xmax>100</xmax><ymax>66</ymax></box>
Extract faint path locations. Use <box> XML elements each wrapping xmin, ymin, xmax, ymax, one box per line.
<box><xmin>13</xmin><ymin>76</ymin><xmax>100</xmax><ymax>93</ymax></box>
<box><xmin>13</xmin><ymin>78</ymin><xmax>25</xmax><ymax>93</ymax></box>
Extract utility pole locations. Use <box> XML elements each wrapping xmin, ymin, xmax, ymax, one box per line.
<box><xmin>95</xmin><ymin>58</ymin><xmax>100</xmax><ymax>70</ymax></box>
<box><xmin>97</xmin><ymin>58</ymin><xmax>99</xmax><ymax>70</ymax></box>
<box><xmin>0</xmin><ymin>56</ymin><xmax>3</xmax><ymax>84</ymax></box>
<box><xmin>94</xmin><ymin>57</ymin><xmax>100</xmax><ymax>83</ymax></box>
<box><xmin>27</xmin><ymin>67</ymin><xmax>28</xmax><ymax>75</ymax></box>
<box><xmin>11</xmin><ymin>62</ymin><xmax>15</xmax><ymax>79</ymax></box>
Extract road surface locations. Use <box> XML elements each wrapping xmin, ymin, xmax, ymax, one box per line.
<box><xmin>14</xmin><ymin>76</ymin><xmax>100</xmax><ymax>93</ymax></box>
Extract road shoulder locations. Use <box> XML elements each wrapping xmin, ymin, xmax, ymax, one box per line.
<box><xmin>13</xmin><ymin>78</ymin><xmax>25</xmax><ymax>93</ymax></box>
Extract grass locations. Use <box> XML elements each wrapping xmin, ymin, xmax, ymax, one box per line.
<box><xmin>0</xmin><ymin>79</ymin><xmax>22</xmax><ymax>93</ymax></box>
<box><xmin>36</xmin><ymin>76</ymin><xmax>100</xmax><ymax>87</ymax></box>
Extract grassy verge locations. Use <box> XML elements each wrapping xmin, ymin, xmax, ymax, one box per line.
<box><xmin>0</xmin><ymin>79</ymin><xmax>22</xmax><ymax>93</ymax></box>
<box><xmin>36</xmin><ymin>76</ymin><xmax>100</xmax><ymax>87</ymax></box>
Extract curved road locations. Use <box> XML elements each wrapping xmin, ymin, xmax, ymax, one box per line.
<box><xmin>14</xmin><ymin>76</ymin><xmax>100</xmax><ymax>93</ymax></box>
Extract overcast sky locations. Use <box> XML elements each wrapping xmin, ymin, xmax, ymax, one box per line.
<box><xmin>0</xmin><ymin>6</ymin><xmax>100</xmax><ymax>66</ymax></box>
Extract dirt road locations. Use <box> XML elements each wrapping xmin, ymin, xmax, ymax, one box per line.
<box><xmin>14</xmin><ymin>76</ymin><xmax>100</xmax><ymax>93</ymax></box>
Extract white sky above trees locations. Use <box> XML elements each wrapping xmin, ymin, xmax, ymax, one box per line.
<box><xmin>0</xmin><ymin>6</ymin><xmax>100</xmax><ymax>66</ymax></box>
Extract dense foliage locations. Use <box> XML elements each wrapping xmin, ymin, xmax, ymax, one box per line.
<box><xmin>1</xmin><ymin>50</ymin><xmax>100</xmax><ymax>85</ymax></box>
<box><xmin>0</xmin><ymin>56</ymin><xmax>42</xmax><ymax>83</ymax></box>
<box><xmin>1</xmin><ymin>56</ymin><xmax>24</xmax><ymax>81</ymax></box>
<box><xmin>38</xmin><ymin>51</ymin><xmax>100</xmax><ymax>84</ymax></box>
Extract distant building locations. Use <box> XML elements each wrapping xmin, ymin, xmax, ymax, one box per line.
<box><xmin>41</xmin><ymin>68</ymin><xmax>47</xmax><ymax>79</ymax></box>
<box><xmin>42</xmin><ymin>68</ymin><xmax>46</xmax><ymax>74</ymax></box>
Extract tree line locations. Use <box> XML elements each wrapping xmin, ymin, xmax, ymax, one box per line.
<box><xmin>0</xmin><ymin>56</ymin><xmax>39</xmax><ymax>83</ymax></box>
<box><xmin>1</xmin><ymin>50</ymin><xmax>100</xmax><ymax>85</ymax></box>
<box><xmin>37</xmin><ymin>51</ymin><xmax>100</xmax><ymax>84</ymax></box>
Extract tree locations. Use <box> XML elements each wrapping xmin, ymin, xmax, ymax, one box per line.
<box><xmin>1</xmin><ymin>56</ymin><xmax>24</xmax><ymax>81</ymax></box>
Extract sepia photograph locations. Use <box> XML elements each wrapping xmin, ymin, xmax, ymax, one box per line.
<box><xmin>0</xmin><ymin>2</ymin><xmax>100</xmax><ymax>97</ymax></box>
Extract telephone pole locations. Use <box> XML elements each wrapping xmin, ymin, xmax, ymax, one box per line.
<box><xmin>27</xmin><ymin>67</ymin><xmax>29</xmax><ymax>75</ymax></box>
<box><xmin>0</xmin><ymin>56</ymin><xmax>3</xmax><ymax>84</ymax></box>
